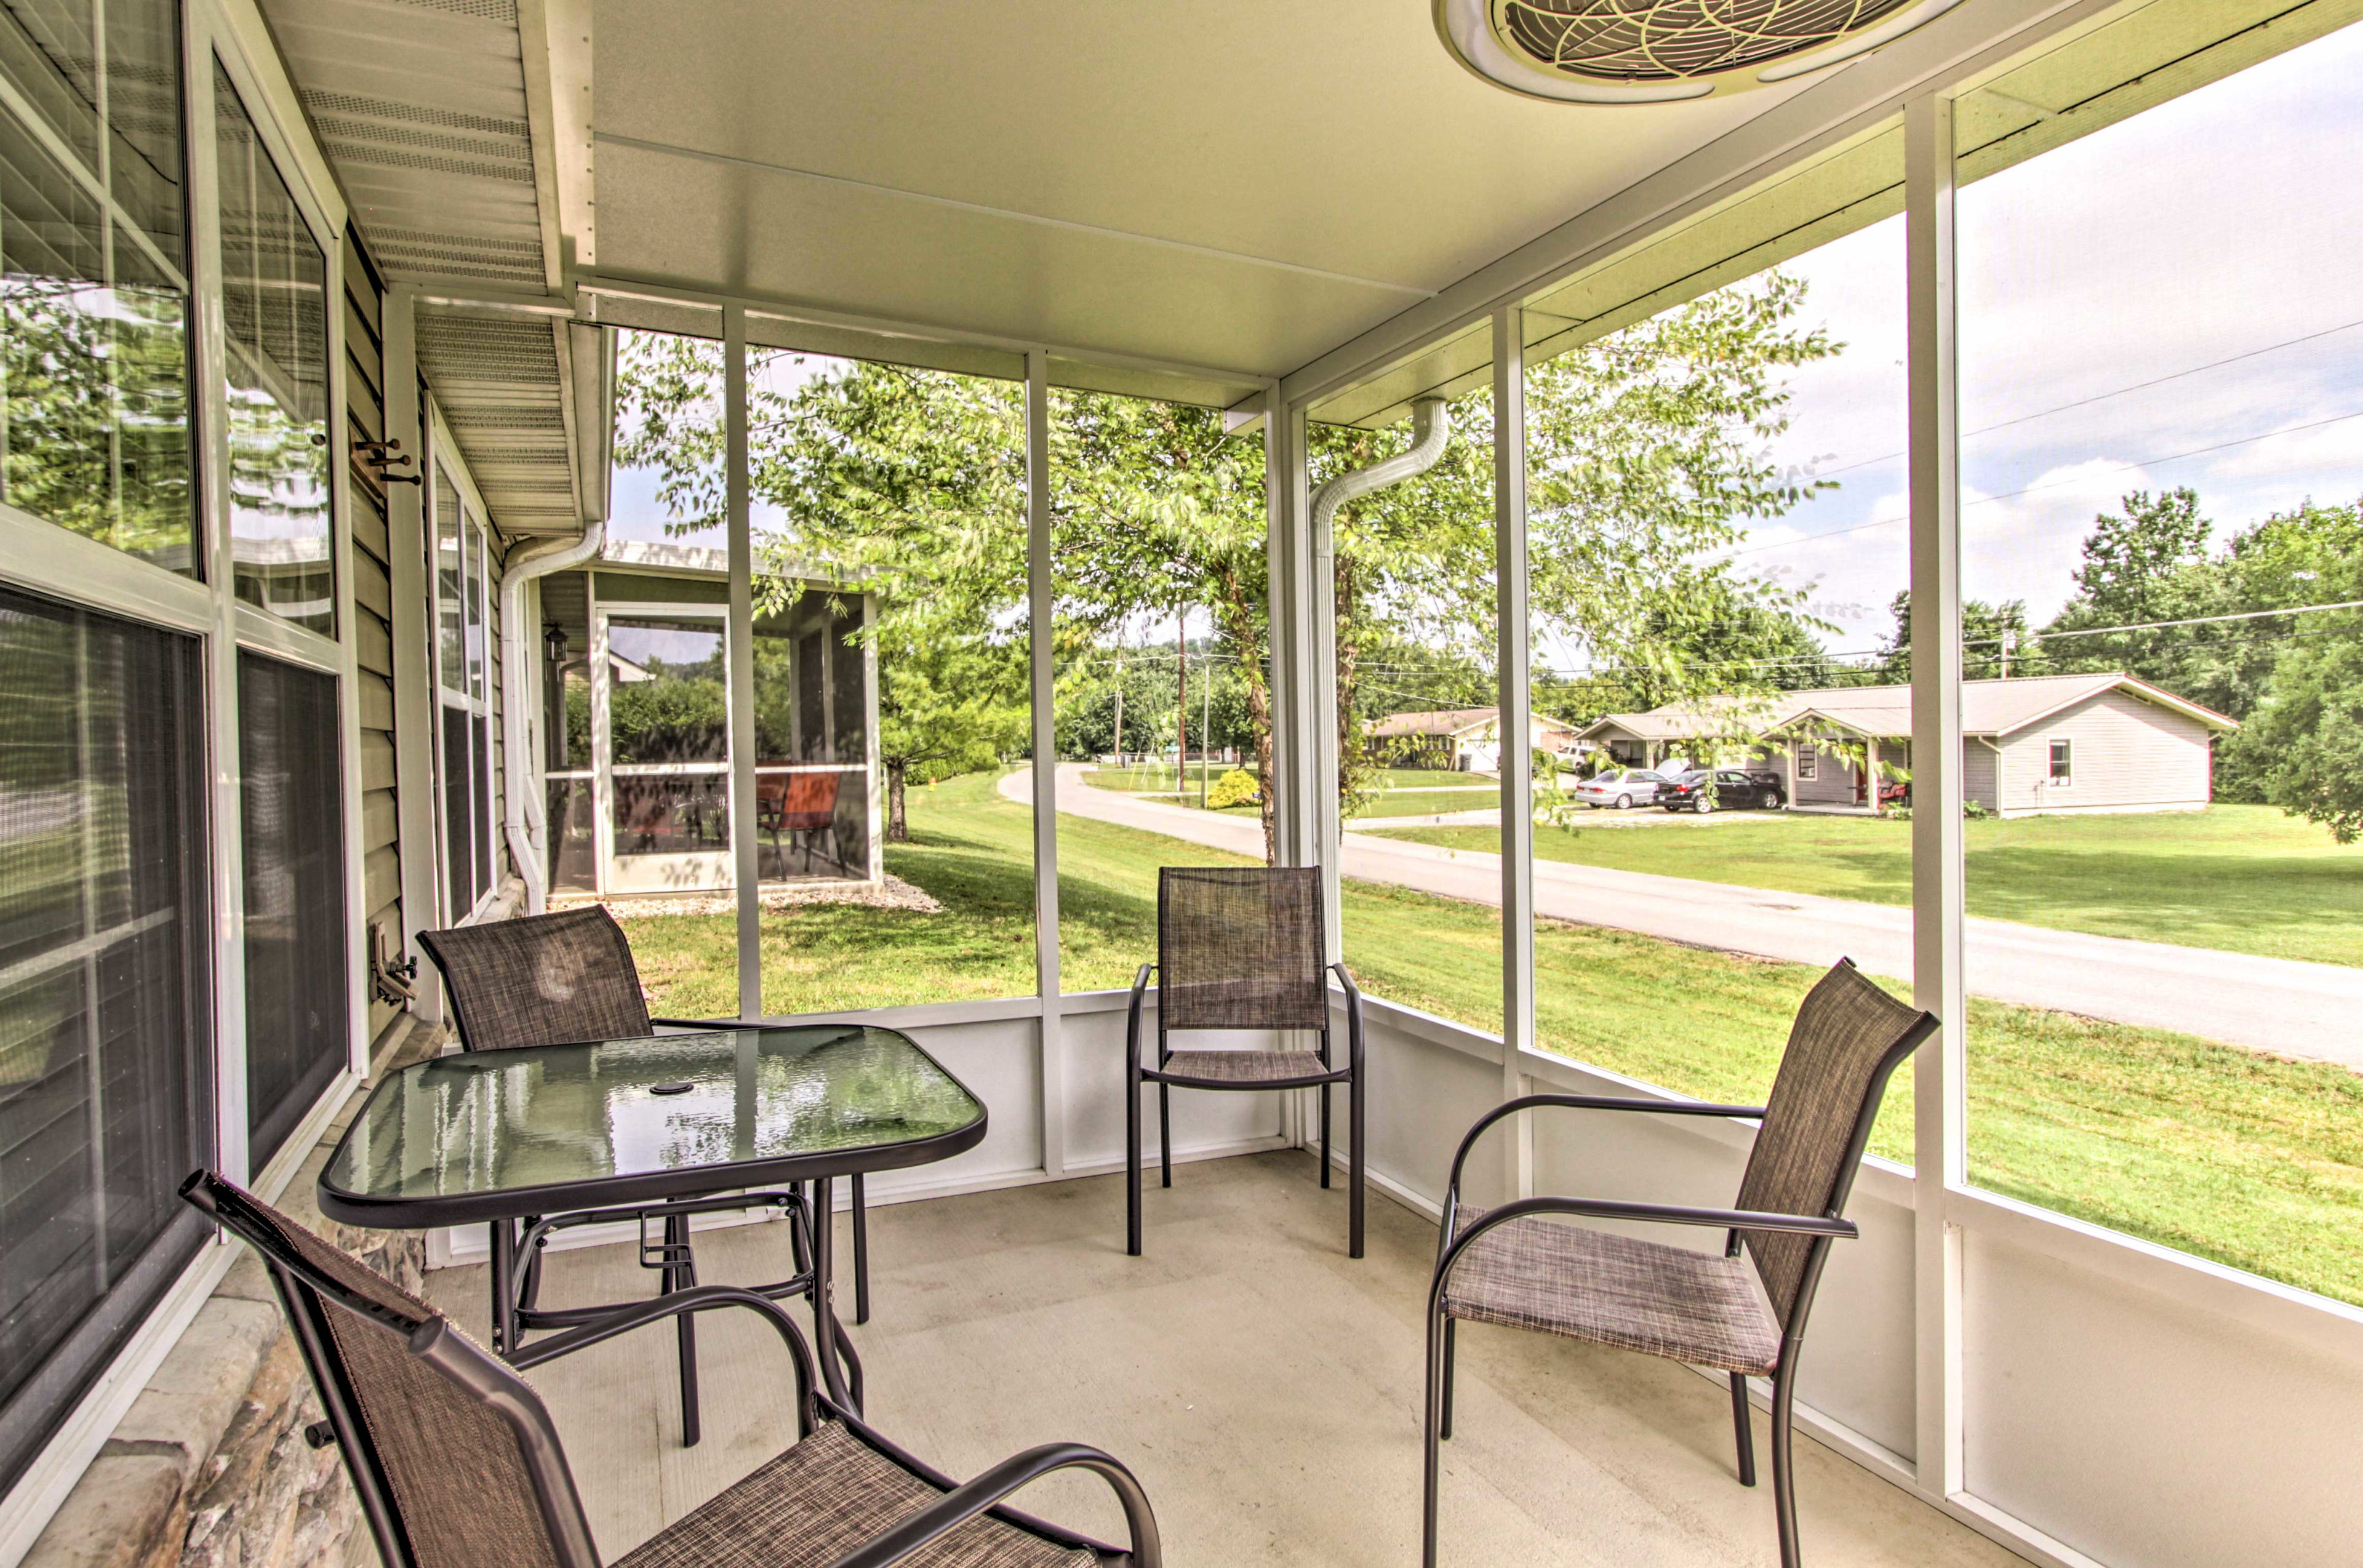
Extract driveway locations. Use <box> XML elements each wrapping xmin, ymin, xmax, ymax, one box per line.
<box><xmin>1006</xmin><ymin>765</ymin><xmax>2363</xmax><ymax>1069</ymax></box>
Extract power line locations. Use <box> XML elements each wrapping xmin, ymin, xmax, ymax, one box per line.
<box><xmin>1729</xmin><ymin>407</ymin><xmax>2363</xmax><ymax>561</ymax></box>
<box><xmin>1807</xmin><ymin>315</ymin><xmax>2363</xmax><ymax>482</ymax></box>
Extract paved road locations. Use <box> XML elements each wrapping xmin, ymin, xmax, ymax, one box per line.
<box><xmin>1007</xmin><ymin>765</ymin><xmax>2363</xmax><ymax>1068</ymax></box>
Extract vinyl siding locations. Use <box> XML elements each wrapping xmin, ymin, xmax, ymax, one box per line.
<box><xmin>1964</xmin><ymin>737</ymin><xmax>2001</xmax><ymax>810</ymax></box>
<box><xmin>1992</xmin><ymin>688</ymin><xmax>2215</xmax><ymax>816</ymax></box>
<box><xmin>345</xmin><ymin>229</ymin><xmax>406</xmax><ymax>1041</ymax></box>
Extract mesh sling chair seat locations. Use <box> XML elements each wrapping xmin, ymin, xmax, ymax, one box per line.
<box><xmin>179</xmin><ymin>1172</ymin><xmax>1161</xmax><ymax>1568</ymax></box>
<box><xmin>1421</xmin><ymin>958</ymin><xmax>1938</xmax><ymax>1568</ymax></box>
<box><xmin>1125</xmin><ymin>866</ymin><xmax>1366</xmax><ymax>1258</ymax></box>
<box><xmin>415</xmin><ymin>905</ymin><xmax>874</xmax><ymax>1447</ymax></box>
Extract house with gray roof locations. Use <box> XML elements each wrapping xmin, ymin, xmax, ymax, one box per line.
<box><xmin>1576</xmin><ymin>673</ymin><xmax>2238</xmax><ymax>817</ymax></box>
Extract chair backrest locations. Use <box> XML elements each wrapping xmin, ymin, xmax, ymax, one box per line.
<box><xmin>1732</xmin><ymin>959</ymin><xmax>1937</xmax><ymax>1331</ymax></box>
<box><xmin>178</xmin><ymin>1172</ymin><xmax>599</xmax><ymax>1568</ymax></box>
<box><xmin>417</xmin><ymin>906</ymin><xmax>652</xmax><ymax>1052</ymax></box>
<box><xmin>780</xmin><ymin>770</ymin><xmax>838</xmax><ymax>825</ymax></box>
<box><xmin>1156</xmin><ymin>866</ymin><xmax>1329</xmax><ymax>1032</ymax></box>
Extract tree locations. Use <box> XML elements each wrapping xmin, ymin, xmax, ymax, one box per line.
<box><xmin>1881</xmin><ymin>590</ymin><xmax>2049</xmax><ymax>682</ymax></box>
<box><xmin>1055</xmin><ymin>393</ymin><xmax>1283</xmax><ymax>857</ymax></box>
<box><xmin>2240</xmin><ymin>634</ymin><xmax>2363</xmax><ymax>842</ymax></box>
<box><xmin>615</xmin><ymin>338</ymin><xmax>1038</xmax><ymax>842</ymax></box>
<box><xmin>1313</xmin><ymin>269</ymin><xmax>1839</xmax><ymax>807</ymax></box>
<box><xmin>614</xmin><ymin>266</ymin><xmax>1845</xmax><ymax>852</ymax></box>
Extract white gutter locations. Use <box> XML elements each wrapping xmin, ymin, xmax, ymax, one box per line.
<box><xmin>501</xmin><ymin>324</ymin><xmax>614</xmax><ymax>915</ymax></box>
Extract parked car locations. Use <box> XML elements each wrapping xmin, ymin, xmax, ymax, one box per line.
<box><xmin>1572</xmin><ymin>767</ymin><xmax>1670</xmax><ymax>810</ymax></box>
<box><xmin>1660</xmin><ymin>767</ymin><xmax>1787</xmax><ymax>812</ymax></box>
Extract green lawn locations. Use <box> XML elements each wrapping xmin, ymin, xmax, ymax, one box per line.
<box><xmin>1375</xmin><ymin>804</ymin><xmax>2363</xmax><ymax>969</ymax></box>
<box><xmin>1083</xmin><ymin>762</ymin><xmax>1498</xmax><ymax>820</ymax></box>
<box><xmin>626</xmin><ymin>771</ymin><xmax>2363</xmax><ymax>1305</ymax></box>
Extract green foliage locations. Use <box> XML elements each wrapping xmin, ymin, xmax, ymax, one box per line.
<box><xmin>2240</xmin><ymin>634</ymin><xmax>2363</xmax><ymax>842</ymax></box>
<box><xmin>1</xmin><ymin>280</ymin><xmax>193</xmax><ymax>562</ymax></box>
<box><xmin>1882</xmin><ymin>590</ymin><xmax>2049</xmax><ymax>682</ymax></box>
<box><xmin>1207</xmin><ymin>767</ymin><xmax>1261</xmax><ymax>809</ymax></box>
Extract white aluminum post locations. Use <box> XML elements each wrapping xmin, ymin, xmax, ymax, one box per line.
<box><xmin>725</xmin><ymin>306</ymin><xmax>760</xmax><ymax>1018</ymax></box>
<box><xmin>1265</xmin><ymin>393</ymin><xmax>1321</xmax><ymax>881</ymax></box>
<box><xmin>1264</xmin><ymin>389</ymin><xmax>1314</xmax><ymax>1143</ymax></box>
<box><xmin>1306</xmin><ymin>421</ymin><xmax>1344</xmax><ymax>958</ymax></box>
<box><xmin>1492</xmin><ymin>306</ymin><xmax>1536</xmax><ymax>1202</ymax></box>
<box><xmin>1025</xmin><ymin>350</ymin><xmax>1066</xmax><ymax>1176</ymax></box>
<box><xmin>382</xmin><ymin>287</ymin><xmax>441</xmax><ymax>1025</ymax></box>
<box><xmin>1906</xmin><ymin>90</ymin><xmax>1967</xmax><ymax>1500</ymax></box>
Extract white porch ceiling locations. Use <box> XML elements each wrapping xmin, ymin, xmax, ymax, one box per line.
<box><xmin>584</xmin><ymin>0</ymin><xmax>1815</xmax><ymax>390</ymax></box>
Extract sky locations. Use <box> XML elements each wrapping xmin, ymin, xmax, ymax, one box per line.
<box><xmin>606</xmin><ymin>20</ymin><xmax>2363</xmax><ymax>673</ymax></box>
<box><xmin>1734</xmin><ymin>18</ymin><xmax>2363</xmax><ymax>657</ymax></box>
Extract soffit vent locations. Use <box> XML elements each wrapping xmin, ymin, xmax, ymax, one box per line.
<box><xmin>1436</xmin><ymin>0</ymin><xmax>1959</xmax><ymax>103</ymax></box>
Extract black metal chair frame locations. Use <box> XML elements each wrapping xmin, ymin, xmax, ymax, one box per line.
<box><xmin>181</xmin><ymin>1172</ymin><xmax>1159</xmax><ymax>1568</ymax></box>
<box><xmin>1422</xmin><ymin>988</ymin><xmax>1937</xmax><ymax>1568</ymax></box>
<box><xmin>1123</xmin><ymin>946</ymin><xmax>1367</xmax><ymax>1260</ymax></box>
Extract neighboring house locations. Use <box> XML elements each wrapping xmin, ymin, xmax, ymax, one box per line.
<box><xmin>1366</xmin><ymin>707</ymin><xmax>1584</xmax><ymax>772</ymax></box>
<box><xmin>1577</xmin><ymin>673</ymin><xmax>2236</xmax><ymax>817</ymax></box>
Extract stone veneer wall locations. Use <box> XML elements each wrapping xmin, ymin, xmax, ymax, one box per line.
<box><xmin>21</xmin><ymin>1018</ymin><xmax>441</xmax><ymax>1568</ymax></box>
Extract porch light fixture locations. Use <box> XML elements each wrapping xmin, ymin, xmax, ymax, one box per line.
<box><xmin>1434</xmin><ymin>0</ymin><xmax>1961</xmax><ymax>103</ymax></box>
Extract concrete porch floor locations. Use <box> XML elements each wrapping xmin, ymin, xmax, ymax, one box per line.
<box><xmin>422</xmin><ymin>1153</ymin><xmax>2027</xmax><ymax>1567</ymax></box>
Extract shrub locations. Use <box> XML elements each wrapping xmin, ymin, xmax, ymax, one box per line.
<box><xmin>1207</xmin><ymin>768</ymin><xmax>1261</xmax><ymax>809</ymax></box>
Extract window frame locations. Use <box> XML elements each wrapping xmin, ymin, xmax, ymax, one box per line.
<box><xmin>0</xmin><ymin>0</ymin><xmax>365</xmax><ymax>1530</ymax></box>
<box><xmin>2047</xmin><ymin>735</ymin><xmax>2073</xmax><ymax>785</ymax></box>
<box><xmin>427</xmin><ymin>410</ymin><xmax>499</xmax><ymax>924</ymax></box>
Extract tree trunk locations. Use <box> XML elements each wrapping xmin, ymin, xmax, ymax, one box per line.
<box><xmin>886</xmin><ymin>761</ymin><xmax>910</xmax><ymax>842</ymax></box>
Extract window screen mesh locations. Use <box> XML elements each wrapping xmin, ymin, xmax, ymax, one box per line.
<box><xmin>0</xmin><ymin>583</ymin><xmax>209</xmax><ymax>1493</ymax></box>
<box><xmin>238</xmin><ymin>650</ymin><xmax>348</xmax><ymax>1162</ymax></box>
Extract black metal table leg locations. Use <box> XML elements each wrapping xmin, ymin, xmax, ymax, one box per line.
<box><xmin>851</xmin><ymin>1173</ymin><xmax>870</xmax><ymax>1326</ymax></box>
<box><xmin>489</xmin><ymin>1219</ymin><xmax>516</xmax><ymax>1356</ymax></box>
<box><xmin>663</xmin><ymin>1212</ymin><xmax>701</xmax><ymax>1446</ymax></box>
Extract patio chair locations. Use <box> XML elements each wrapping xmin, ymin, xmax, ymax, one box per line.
<box><xmin>758</xmin><ymin>770</ymin><xmax>841</xmax><ymax>874</ymax></box>
<box><xmin>1422</xmin><ymin>958</ymin><xmax>1937</xmax><ymax>1568</ymax></box>
<box><xmin>415</xmin><ymin>906</ymin><xmax>874</xmax><ymax>1439</ymax></box>
<box><xmin>178</xmin><ymin>1170</ymin><xmax>1161</xmax><ymax>1568</ymax></box>
<box><xmin>1125</xmin><ymin>866</ymin><xmax>1365</xmax><ymax>1258</ymax></box>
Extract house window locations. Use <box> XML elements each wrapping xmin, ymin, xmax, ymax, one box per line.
<box><xmin>0</xmin><ymin>585</ymin><xmax>211</xmax><ymax>1495</ymax></box>
<box><xmin>0</xmin><ymin>0</ymin><xmax>193</xmax><ymax>574</ymax></box>
<box><xmin>2048</xmin><ymin>737</ymin><xmax>2073</xmax><ymax>783</ymax></box>
<box><xmin>214</xmin><ymin>63</ymin><xmax>332</xmax><ymax>636</ymax></box>
<box><xmin>1795</xmin><ymin>741</ymin><xmax>1818</xmax><ymax>782</ymax></box>
<box><xmin>237</xmin><ymin>650</ymin><xmax>349</xmax><ymax>1163</ymax></box>
<box><xmin>433</xmin><ymin>466</ymin><xmax>495</xmax><ymax>920</ymax></box>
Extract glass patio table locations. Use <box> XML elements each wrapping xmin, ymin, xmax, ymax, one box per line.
<box><xmin>318</xmin><ymin>1022</ymin><xmax>986</xmax><ymax>1419</ymax></box>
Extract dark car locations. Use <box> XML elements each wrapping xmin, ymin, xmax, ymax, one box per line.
<box><xmin>1660</xmin><ymin>767</ymin><xmax>1786</xmax><ymax>813</ymax></box>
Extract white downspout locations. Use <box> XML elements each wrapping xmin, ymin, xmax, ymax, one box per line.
<box><xmin>1309</xmin><ymin>396</ymin><xmax>1450</xmax><ymax>538</ymax></box>
<box><xmin>502</xmin><ymin>324</ymin><xmax>614</xmax><ymax>915</ymax></box>
<box><xmin>501</xmin><ymin>522</ymin><xmax>603</xmax><ymax>914</ymax></box>
<box><xmin>1305</xmin><ymin>394</ymin><xmax>1450</xmax><ymax>948</ymax></box>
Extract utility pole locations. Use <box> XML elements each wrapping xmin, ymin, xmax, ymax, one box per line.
<box><xmin>1111</xmin><ymin>649</ymin><xmax>1124</xmax><ymax>770</ymax></box>
<box><xmin>1201</xmin><ymin>643</ymin><xmax>1212</xmax><ymax>809</ymax></box>
<box><xmin>1175</xmin><ymin>609</ymin><xmax>1188</xmax><ymax>796</ymax></box>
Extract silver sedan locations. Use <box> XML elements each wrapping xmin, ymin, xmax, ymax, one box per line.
<box><xmin>1572</xmin><ymin>767</ymin><xmax>1670</xmax><ymax>810</ymax></box>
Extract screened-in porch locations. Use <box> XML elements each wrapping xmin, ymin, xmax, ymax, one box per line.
<box><xmin>6</xmin><ymin>2</ymin><xmax>2363</xmax><ymax>1568</ymax></box>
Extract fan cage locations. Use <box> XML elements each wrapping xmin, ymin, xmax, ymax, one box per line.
<box><xmin>1494</xmin><ymin>0</ymin><xmax>1923</xmax><ymax>82</ymax></box>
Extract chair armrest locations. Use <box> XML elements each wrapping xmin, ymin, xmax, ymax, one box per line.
<box><xmin>1328</xmin><ymin>962</ymin><xmax>1364</xmax><ymax>1074</ymax></box>
<box><xmin>1126</xmin><ymin>964</ymin><xmax>1154</xmax><ymax>1076</ymax></box>
<box><xmin>650</xmin><ymin>1015</ymin><xmax>767</xmax><ymax>1032</ymax></box>
<box><xmin>1434</xmin><ymin>1196</ymin><xmax>1855</xmax><ymax>1297</ymax></box>
<box><xmin>823</xmin><ymin>1442</ymin><xmax>1161</xmax><ymax>1568</ymax></box>
<box><xmin>1444</xmin><ymin>1093</ymin><xmax>1767</xmax><ymax>1214</ymax></box>
<box><xmin>508</xmin><ymin>1285</ymin><xmax>819</xmax><ymax>1436</ymax></box>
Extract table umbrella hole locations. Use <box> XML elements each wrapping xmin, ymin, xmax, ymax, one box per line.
<box><xmin>650</xmin><ymin>1081</ymin><xmax>695</xmax><ymax>1096</ymax></box>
